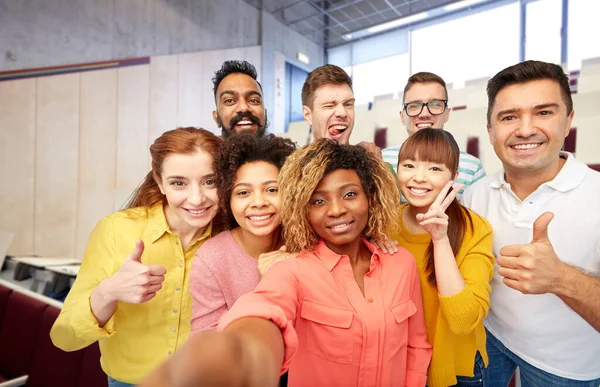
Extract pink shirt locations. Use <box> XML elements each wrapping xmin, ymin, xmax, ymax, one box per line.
<box><xmin>189</xmin><ymin>230</ymin><xmax>260</xmax><ymax>332</ymax></box>
<box><xmin>218</xmin><ymin>239</ymin><xmax>432</xmax><ymax>387</ymax></box>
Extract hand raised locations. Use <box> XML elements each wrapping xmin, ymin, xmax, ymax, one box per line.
<box><xmin>107</xmin><ymin>239</ymin><xmax>167</xmax><ymax>304</ymax></box>
<box><xmin>257</xmin><ymin>245</ymin><xmax>296</xmax><ymax>277</ymax></box>
<box><xmin>416</xmin><ymin>180</ymin><xmax>463</xmax><ymax>243</ymax></box>
<box><xmin>497</xmin><ymin>212</ymin><xmax>563</xmax><ymax>294</ymax></box>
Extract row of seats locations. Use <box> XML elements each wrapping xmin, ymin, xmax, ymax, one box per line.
<box><xmin>0</xmin><ymin>280</ymin><xmax>106</xmax><ymax>387</ymax></box>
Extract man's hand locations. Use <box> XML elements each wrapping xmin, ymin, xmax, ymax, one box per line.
<box><xmin>497</xmin><ymin>212</ymin><xmax>565</xmax><ymax>294</ymax></box>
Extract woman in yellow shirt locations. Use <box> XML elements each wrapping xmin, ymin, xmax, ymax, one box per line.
<box><xmin>50</xmin><ymin>127</ymin><xmax>223</xmax><ymax>387</ymax></box>
<box><xmin>391</xmin><ymin>128</ymin><xmax>494</xmax><ymax>387</ymax></box>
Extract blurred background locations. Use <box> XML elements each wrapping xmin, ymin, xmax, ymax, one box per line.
<box><xmin>1</xmin><ymin>0</ymin><xmax>598</xmax><ymax>259</ymax></box>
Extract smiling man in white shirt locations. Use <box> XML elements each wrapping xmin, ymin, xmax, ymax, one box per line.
<box><xmin>462</xmin><ymin>60</ymin><xmax>600</xmax><ymax>386</ymax></box>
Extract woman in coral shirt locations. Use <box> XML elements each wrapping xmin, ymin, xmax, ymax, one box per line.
<box><xmin>140</xmin><ymin>138</ymin><xmax>432</xmax><ymax>387</ymax></box>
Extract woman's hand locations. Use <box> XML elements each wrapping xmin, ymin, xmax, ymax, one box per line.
<box><xmin>258</xmin><ymin>245</ymin><xmax>296</xmax><ymax>277</ymax></box>
<box><xmin>370</xmin><ymin>235</ymin><xmax>399</xmax><ymax>254</ymax></box>
<box><xmin>416</xmin><ymin>181</ymin><xmax>464</xmax><ymax>243</ymax></box>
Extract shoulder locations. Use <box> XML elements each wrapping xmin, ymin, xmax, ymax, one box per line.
<box><xmin>464</xmin><ymin>208</ymin><xmax>493</xmax><ymax>233</ymax></box>
<box><xmin>459</xmin><ymin>151</ymin><xmax>483</xmax><ymax>168</ymax></box>
<box><xmin>196</xmin><ymin>231</ymin><xmax>235</xmax><ymax>258</ymax></box>
<box><xmin>380</xmin><ymin>247</ymin><xmax>417</xmax><ymax>270</ymax></box>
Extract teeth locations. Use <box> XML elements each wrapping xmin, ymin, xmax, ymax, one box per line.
<box><xmin>410</xmin><ymin>188</ymin><xmax>429</xmax><ymax>194</ymax></box>
<box><xmin>330</xmin><ymin>125</ymin><xmax>347</xmax><ymax>131</ymax></box>
<box><xmin>237</xmin><ymin>120</ymin><xmax>252</xmax><ymax>125</ymax></box>
<box><xmin>187</xmin><ymin>208</ymin><xmax>208</xmax><ymax>215</ymax></box>
<box><xmin>417</xmin><ymin>123</ymin><xmax>433</xmax><ymax>128</ymax></box>
<box><xmin>249</xmin><ymin>214</ymin><xmax>272</xmax><ymax>221</ymax></box>
<box><xmin>512</xmin><ymin>143</ymin><xmax>540</xmax><ymax>150</ymax></box>
<box><xmin>332</xmin><ymin>223</ymin><xmax>348</xmax><ymax>229</ymax></box>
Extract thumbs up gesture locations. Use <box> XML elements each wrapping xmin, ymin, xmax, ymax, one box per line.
<box><xmin>497</xmin><ymin>212</ymin><xmax>564</xmax><ymax>295</ymax></box>
<box><xmin>105</xmin><ymin>239</ymin><xmax>167</xmax><ymax>304</ymax></box>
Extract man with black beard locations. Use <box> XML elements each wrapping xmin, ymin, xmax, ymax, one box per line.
<box><xmin>212</xmin><ymin>60</ymin><xmax>268</xmax><ymax>138</ymax></box>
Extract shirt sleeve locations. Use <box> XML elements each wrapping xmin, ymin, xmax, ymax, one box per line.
<box><xmin>217</xmin><ymin>259</ymin><xmax>301</xmax><ymax>374</ymax></box>
<box><xmin>405</xmin><ymin>258</ymin><xmax>432</xmax><ymax>387</ymax></box>
<box><xmin>50</xmin><ymin>216</ymin><xmax>119</xmax><ymax>351</ymax></box>
<box><xmin>189</xmin><ymin>251</ymin><xmax>227</xmax><ymax>333</ymax></box>
<box><xmin>472</xmin><ymin>159</ymin><xmax>486</xmax><ymax>184</ymax></box>
<box><xmin>438</xmin><ymin>215</ymin><xmax>495</xmax><ymax>335</ymax></box>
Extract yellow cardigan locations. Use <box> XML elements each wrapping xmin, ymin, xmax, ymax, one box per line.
<box><xmin>391</xmin><ymin>204</ymin><xmax>494</xmax><ymax>387</ymax></box>
<box><xmin>50</xmin><ymin>204</ymin><xmax>212</xmax><ymax>384</ymax></box>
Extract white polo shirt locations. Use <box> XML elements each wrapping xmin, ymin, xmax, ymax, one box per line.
<box><xmin>462</xmin><ymin>152</ymin><xmax>600</xmax><ymax>381</ymax></box>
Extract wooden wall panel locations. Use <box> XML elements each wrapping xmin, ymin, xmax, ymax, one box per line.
<box><xmin>177</xmin><ymin>52</ymin><xmax>204</xmax><ymax>128</ymax></box>
<box><xmin>149</xmin><ymin>55</ymin><xmax>179</xmax><ymax>145</ymax></box>
<box><xmin>115</xmin><ymin>65</ymin><xmax>150</xmax><ymax>211</ymax></box>
<box><xmin>35</xmin><ymin>73</ymin><xmax>80</xmax><ymax>257</ymax></box>
<box><xmin>76</xmin><ymin>69</ymin><xmax>118</xmax><ymax>258</ymax></box>
<box><xmin>0</xmin><ymin>79</ymin><xmax>36</xmax><ymax>255</ymax></box>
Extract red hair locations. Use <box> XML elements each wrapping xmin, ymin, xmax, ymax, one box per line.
<box><xmin>125</xmin><ymin>127</ymin><xmax>222</xmax><ymax>209</ymax></box>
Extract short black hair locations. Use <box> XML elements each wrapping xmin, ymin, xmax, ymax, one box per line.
<box><xmin>487</xmin><ymin>60</ymin><xmax>573</xmax><ymax>124</ymax></box>
<box><xmin>212</xmin><ymin>60</ymin><xmax>262</xmax><ymax>99</ymax></box>
<box><xmin>214</xmin><ymin>133</ymin><xmax>296</xmax><ymax>229</ymax></box>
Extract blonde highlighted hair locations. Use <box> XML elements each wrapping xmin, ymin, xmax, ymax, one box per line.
<box><xmin>279</xmin><ymin>139</ymin><xmax>400</xmax><ymax>252</ymax></box>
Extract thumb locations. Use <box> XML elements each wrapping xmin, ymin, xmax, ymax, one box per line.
<box><xmin>532</xmin><ymin>212</ymin><xmax>554</xmax><ymax>243</ymax></box>
<box><xmin>125</xmin><ymin>239</ymin><xmax>145</xmax><ymax>263</ymax></box>
<box><xmin>279</xmin><ymin>245</ymin><xmax>287</xmax><ymax>252</ymax></box>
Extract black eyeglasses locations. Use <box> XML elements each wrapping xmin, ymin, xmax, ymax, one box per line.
<box><xmin>403</xmin><ymin>99</ymin><xmax>448</xmax><ymax>117</ymax></box>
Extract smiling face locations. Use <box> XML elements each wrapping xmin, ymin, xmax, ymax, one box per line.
<box><xmin>307</xmin><ymin>169</ymin><xmax>368</xmax><ymax>253</ymax></box>
<box><xmin>158</xmin><ymin>149</ymin><xmax>219</xmax><ymax>236</ymax></box>
<box><xmin>303</xmin><ymin>83</ymin><xmax>355</xmax><ymax>144</ymax></box>
<box><xmin>487</xmin><ymin>79</ymin><xmax>573</xmax><ymax>177</ymax></box>
<box><xmin>230</xmin><ymin>161</ymin><xmax>281</xmax><ymax>237</ymax></box>
<box><xmin>213</xmin><ymin>73</ymin><xmax>267</xmax><ymax>137</ymax></box>
<box><xmin>401</xmin><ymin>82</ymin><xmax>450</xmax><ymax>136</ymax></box>
<box><xmin>397</xmin><ymin>157</ymin><xmax>456</xmax><ymax>212</ymax></box>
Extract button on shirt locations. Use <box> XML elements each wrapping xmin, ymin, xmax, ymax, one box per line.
<box><xmin>462</xmin><ymin>153</ymin><xmax>600</xmax><ymax>380</ymax></box>
<box><xmin>50</xmin><ymin>204</ymin><xmax>213</xmax><ymax>384</ymax></box>
<box><xmin>218</xmin><ymin>239</ymin><xmax>432</xmax><ymax>387</ymax></box>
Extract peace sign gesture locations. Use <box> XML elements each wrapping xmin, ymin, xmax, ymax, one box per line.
<box><xmin>416</xmin><ymin>180</ymin><xmax>464</xmax><ymax>243</ymax></box>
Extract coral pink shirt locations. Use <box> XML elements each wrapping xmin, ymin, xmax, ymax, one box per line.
<box><xmin>218</xmin><ymin>239</ymin><xmax>432</xmax><ymax>387</ymax></box>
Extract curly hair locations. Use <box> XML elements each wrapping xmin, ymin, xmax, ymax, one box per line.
<box><xmin>212</xmin><ymin>60</ymin><xmax>262</xmax><ymax>98</ymax></box>
<box><xmin>279</xmin><ymin>139</ymin><xmax>400</xmax><ymax>253</ymax></box>
<box><xmin>214</xmin><ymin>133</ymin><xmax>297</xmax><ymax>229</ymax></box>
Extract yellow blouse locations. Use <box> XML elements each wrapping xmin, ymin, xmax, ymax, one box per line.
<box><xmin>50</xmin><ymin>203</ymin><xmax>212</xmax><ymax>384</ymax></box>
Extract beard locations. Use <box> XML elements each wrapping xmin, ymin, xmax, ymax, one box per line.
<box><xmin>219</xmin><ymin>111</ymin><xmax>268</xmax><ymax>138</ymax></box>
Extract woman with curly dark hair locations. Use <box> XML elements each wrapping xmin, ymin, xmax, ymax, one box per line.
<box><xmin>141</xmin><ymin>139</ymin><xmax>432</xmax><ymax>387</ymax></box>
<box><xmin>189</xmin><ymin>133</ymin><xmax>296</xmax><ymax>333</ymax></box>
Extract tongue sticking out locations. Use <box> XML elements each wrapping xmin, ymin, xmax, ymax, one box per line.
<box><xmin>328</xmin><ymin>125</ymin><xmax>347</xmax><ymax>138</ymax></box>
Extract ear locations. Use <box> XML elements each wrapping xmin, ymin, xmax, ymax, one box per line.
<box><xmin>487</xmin><ymin>124</ymin><xmax>494</xmax><ymax>145</ymax></box>
<box><xmin>154</xmin><ymin>174</ymin><xmax>165</xmax><ymax>195</ymax></box>
<box><xmin>444</xmin><ymin>107</ymin><xmax>451</xmax><ymax>123</ymax></box>
<box><xmin>565</xmin><ymin>109</ymin><xmax>574</xmax><ymax>138</ymax></box>
<box><xmin>302</xmin><ymin>105</ymin><xmax>313</xmax><ymax>127</ymax></box>
<box><xmin>212</xmin><ymin>110</ymin><xmax>221</xmax><ymax>128</ymax></box>
<box><xmin>454</xmin><ymin>170</ymin><xmax>459</xmax><ymax>181</ymax></box>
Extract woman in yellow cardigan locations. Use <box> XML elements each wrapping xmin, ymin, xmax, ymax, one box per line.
<box><xmin>390</xmin><ymin>128</ymin><xmax>494</xmax><ymax>387</ymax></box>
<box><xmin>50</xmin><ymin>127</ymin><xmax>223</xmax><ymax>387</ymax></box>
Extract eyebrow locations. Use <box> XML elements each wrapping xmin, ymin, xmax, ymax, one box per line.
<box><xmin>219</xmin><ymin>90</ymin><xmax>262</xmax><ymax>100</ymax></box>
<box><xmin>166</xmin><ymin>173</ymin><xmax>214</xmax><ymax>180</ymax></box>
<box><xmin>496</xmin><ymin>103</ymin><xmax>560</xmax><ymax>119</ymax></box>
<box><xmin>320</xmin><ymin>97</ymin><xmax>355</xmax><ymax>106</ymax></box>
<box><xmin>233</xmin><ymin>179</ymin><xmax>278</xmax><ymax>189</ymax></box>
<box><xmin>312</xmin><ymin>183</ymin><xmax>361</xmax><ymax>195</ymax></box>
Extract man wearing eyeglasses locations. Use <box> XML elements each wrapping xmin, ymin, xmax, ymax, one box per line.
<box><xmin>382</xmin><ymin>72</ymin><xmax>486</xmax><ymax>198</ymax></box>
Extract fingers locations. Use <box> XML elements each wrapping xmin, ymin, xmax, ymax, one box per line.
<box><xmin>418</xmin><ymin>218</ymin><xmax>448</xmax><ymax>227</ymax></box>
<box><xmin>532</xmin><ymin>212</ymin><xmax>554</xmax><ymax>243</ymax></box>
<box><xmin>147</xmin><ymin>264</ymin><xmax>167</xmax><ymax>276</ymax></box>
<box><xmin>497</xmin><ymin>255</ymin><xmax>521</xmax><ymax>270</ymax></box>
<box><xmin>499</xmin><ymin>244</ymin><xmax>524</xmax><ymax>257</ymax></box>
<box><xmin>440</xmin><ymin>183</ymin><xmax>462</xmax><ymax>210</ymax></box>
<box><xmin>125</xmin><ymin>239</ymin><xmax>145</xmax><ymax>263</ymax></box>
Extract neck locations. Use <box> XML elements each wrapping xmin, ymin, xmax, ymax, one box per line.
<box><xmin>403</xmin><ymin>204</ymin><xmax>427</xmax><ymax>234</ymax></box>
<box><xmin>232</xmin><ymin>227</ymin><xmax>282</xmax><ymax>259</ymax></box>
<box><xmin>163</xmin><ymin>204</ymin><xmax>207</xmax><ymax>249</ymax></box>
<box><xmin>324</xmin><ymin>237</ymin><xmax>370</xmax><ymax>266</ymax></box>
<box><xmin>504</xmin><ymin>154</ymin><xmax>566</xmax><ymax>201</ymax></box>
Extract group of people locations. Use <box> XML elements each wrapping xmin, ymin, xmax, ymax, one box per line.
<box><xmin>48</xmin><ymin>58</ymin><xmax>600</xmax><ymax>387</ymax></box>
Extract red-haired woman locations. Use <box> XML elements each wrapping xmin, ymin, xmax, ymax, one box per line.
<box><xmin>50</xmin><ymin>127</ymin><xmax>223</xmax><ymax>387</ymax></box>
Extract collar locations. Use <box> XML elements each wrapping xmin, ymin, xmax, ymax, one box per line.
<box><xmin>144</xmin><ymin>203</ymin><xmax>213</xmax><ymax>245</ymax></box>
<box><xmin>490</xmin><ymin>152</ymin><xmax>587</xmax><ymax>193</ymax></box>
<box><xmin>313</xmin><ymin>238</ymin><xmax>381</xmax><ymax>272</ymax></box>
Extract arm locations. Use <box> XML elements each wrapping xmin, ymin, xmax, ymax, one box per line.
<box><xmin>138</xmin><ymin>318</ymin><xmax>283</xmax><ymax>387</ymax></box>
<box><xmin>406</xmin><ymin>260</ymin><xmax>433</xmax><ymax>387</ymax></box>
<box><xmin>50</xmin><ymin>217</ymin><xmax>119</xmax><ymax>351</ymax></box>
<box><xmin>438</xmin><ymin>219</ymin><xmax>494</xmax><ymax>335</ymax></box>
<box><xmin>471</xmin><ymin>159</ymin><xmax>486</xmax><ymax>184</ymax></box>
<box><xmin>189</xmin><ymin>254</ymin><xmax>228</xmax><ymax>333</ymax></box>
<box><xmin>554</xmin><ymin>264</ymin><xmax>600</xmax><ymax>332</ymax></box>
